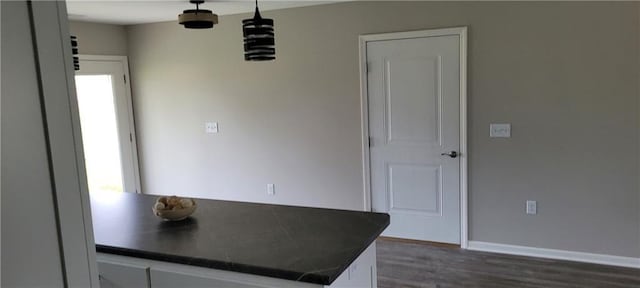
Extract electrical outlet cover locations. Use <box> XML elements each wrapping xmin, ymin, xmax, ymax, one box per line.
<box><xmin>267</xmin><ymin>184</ymin><xmax>275</xmax><ymax>195</ymax></box>
<box><xmin>490</xmin><ymin>123</ymin><xmax>511</xmax><ymax>138</ymax></box>
<box><xmin>205</xmin><ymin>122</ymin><xmax>218</xmax><ymax>134</ymax></box>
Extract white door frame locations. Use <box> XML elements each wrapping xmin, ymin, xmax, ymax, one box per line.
<box><xmin>358</xmin><ymin>27</ymin><xmax>468</xmax><ymax>248</ymax></box>
<box><xmin>28</xmin><ymin>1</ymin><xmax>100</xmax><ymax>286</ymax></box>
<box><xmin>76</xmin><ymin>54</ymin><xmax>142</xmax><ymax>194</ymax></box>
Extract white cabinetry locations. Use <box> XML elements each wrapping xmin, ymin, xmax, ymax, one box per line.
<box><xmin>328</xmin><ymin>244</ymin><xmax>377</xmax><ymax>288</ymax></box>
<box><xmin>97</xmin><ymin>260</ymin><xmax>150</xmax><ymax>288</ymax></box>
<box><xmin>150</xmin><ymin>268</ymin><xmax>275</xmax><ymax>288</ymax></box>
<box><xmin>97</xmin><ymin>242</ymin><xmax>377</xmax><ymax>288</ymax></box>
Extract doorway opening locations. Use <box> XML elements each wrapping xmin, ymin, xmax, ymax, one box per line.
<box><xmin>75</xmin><ymin>55</ymin><xmax>141</xmax><ymax>194</ymax></box>
<box><xmin>359</xmin><ymin>27</ymin><xmax>468</xmax><ymax>247</ymax></box>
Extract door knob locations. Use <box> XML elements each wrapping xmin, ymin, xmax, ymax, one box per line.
<box><xmin>441</xmin><ymin>151</ymin><xmax>458</xmax><ymax>158</ymax></box>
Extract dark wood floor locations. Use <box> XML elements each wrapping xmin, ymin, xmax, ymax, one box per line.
<box><xmin>376</xmin><ymin>238</ymin><xmax>640</xmax><ymax>288</ymax></box>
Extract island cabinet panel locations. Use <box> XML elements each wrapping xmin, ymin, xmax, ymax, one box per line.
<box><xmin>150</xmin><ymin>268</ymin><xmax>312</xmax><ymax>288</ymax></box>
<box><xmin>329</xmin><ymin>243</ymin><xmax>377</xmax><ymax>288</ymax></box>
<box><xmin>150</xmin><ymin>269</ymin><xmax>269</xmax><ymax>288</ymax></box>
<box><xmin>97</xmin><ymin>242</ymin><xmax>377</xmax><ymax>288</ymax></box>
<box><xmin>97</xmin><ymin>260</ymin><xmax>150</xmax><ymax>288</ymax></box>
<box><xmin>98</xmin><ymin>253</ymin><xmax>321</xmax><ymax>288</ymax></box>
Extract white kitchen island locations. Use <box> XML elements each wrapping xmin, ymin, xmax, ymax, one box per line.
<box><xmin>91</xmin><ymin>192</ymin><xmax>389</xmax><ymax>287</ymax></box>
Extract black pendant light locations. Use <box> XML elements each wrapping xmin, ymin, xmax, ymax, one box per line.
<box><xmin>242</xmin><ymin>0</ymin><xmax>275</xmax><ymax>61</ymax></box>
<box><xmin>179</xmin><ymin>0</ymin><xmax>218</xmax><ymax>29</ymax></box>
<box><xmin>71</xmin><ymin>35</ymin><xmax>79</xmax><ymax>71</ymax></box>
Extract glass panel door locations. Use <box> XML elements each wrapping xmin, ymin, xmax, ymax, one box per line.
<box><xmin>75</xmin><ymin>74</ymin><xmax>124</xmax><ymax>193</ymax></box>
<box><xmin>75</xmin><ymin>56</ymin><xmax>140</xmax><ymax>194</ymax></box>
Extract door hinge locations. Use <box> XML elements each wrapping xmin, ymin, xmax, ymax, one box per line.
<box><xmin>129</xmin><ymin>133</ymin><xmax>133</xmax><ymax>142</ymax></box>
<box><xmin>365</xmin><ymin>62</ymin><xmax>370</xmax><ymax>73</ymax></box>
<box><xmin>123</xmin><ymin>74</ymin><xmax>127</xmax><ymax>84</ymax></box>
<box><xmin>368</xmin><ymin>136</ymin><xmax>373</xmax><ymax>147</ymax></box>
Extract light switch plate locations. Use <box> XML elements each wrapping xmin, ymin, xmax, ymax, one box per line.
<box><xmin>490</xmin><ymin>123</ymin><xmax>511</xmax><ymax>138</ymax></box>
<box><xmin>267</xmin><ymin>184</ymin><xmax>275</xmax><ymax>195</ymax></box>
<box><xmin>526</xmin><ymin>200</ymin><xmax>537</xmax><ymax>215</ymax></box>
<box><xmin>205</xmin><ymin>122</ymin><xmax>218</xmax><ymax>134</ymax></box>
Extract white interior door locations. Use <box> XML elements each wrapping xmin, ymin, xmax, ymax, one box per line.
<box><xmin>367</xmin><ymin>31</ymin><xmax>462</xmax><ymax>244</ymax></box>
<box><xmin>75</xmin><ymin>56</ymin><xmax>140</xmax><ymax>194</ymax></box>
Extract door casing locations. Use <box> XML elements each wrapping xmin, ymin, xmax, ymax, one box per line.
<box><xmin>358</xmin><ymin>27</ymin><xmax>468</xmax><ymax>248</ymax></box>
<box><xmin>77</xmin><ymin>54</ymin><xmax>142</xmax><ymax>194</ymax></box>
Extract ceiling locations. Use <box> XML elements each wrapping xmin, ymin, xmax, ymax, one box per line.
<box><xmin>66</xmin><ymin>0</ymin><xmax>341</xmax><ymax>25</ymax></box>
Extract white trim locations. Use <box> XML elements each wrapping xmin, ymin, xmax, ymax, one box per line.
<box><xmin>358</xmin><ymin>35</ymin><xmax>372</xmax><ymax>212</ymax></box>
<box><xmin>78</xmin><ymin>54</ymin><xmax>128</xmax><ymax>62</ymax></box>
<box><xmin>358</xmin><ymin>27</ymin><xmax>468</xmax><ymax>247</ymax></box>
<box><xmin>468</xmin><ymin>241</ymin><xmax>640</xmax><ymax>269</ymax></box>
<box><xmin>76</xmin><ymin>54</ymin><xmax>142</xmax><ymax>194</ymax></box>
<box><xmin>458</xmin><ymin>28</ymin><xmax>468</xmax><ymax>249</ymax></box>
<box><xmin>30</xmin><ymin>1</ymin><xmax>99</xmax><ymax>286</ymax></box>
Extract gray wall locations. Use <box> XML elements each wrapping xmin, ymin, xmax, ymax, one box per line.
<box><xmin>1</xmin><ymin>1</ymin><xmax>65</xmax><ymax>286</ymax></box>
<box><xmin>69</xmin><ymin>20</ymin><xmax>128</xmax><ymax>55</ymax></box>
<box><xmin>126</xmin><ymin>2</ymin><xmax>640</xmax><ymax>258</ymax></box>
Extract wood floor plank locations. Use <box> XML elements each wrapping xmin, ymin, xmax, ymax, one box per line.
<box><xmin>376</xmin><ymin>238</ymin><xmax>640</xmax><ymax>288</ymax></box>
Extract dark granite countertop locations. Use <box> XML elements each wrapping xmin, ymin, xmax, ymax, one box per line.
<box><xmin>91</xmin><ymin>192</ymin><xmax>389</xmax><ymax>285</ymax></box>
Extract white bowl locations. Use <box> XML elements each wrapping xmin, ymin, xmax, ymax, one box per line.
<box><xmin>152</xmin><ymin>198</ymin><xmax>197</xmax><ymax>221</ymax></box>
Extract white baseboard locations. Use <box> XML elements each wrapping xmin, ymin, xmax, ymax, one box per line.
<box><xmin>467</xmin><ymin>241</ymin><xmax>640</xmax><ymax>269</ymax></box>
